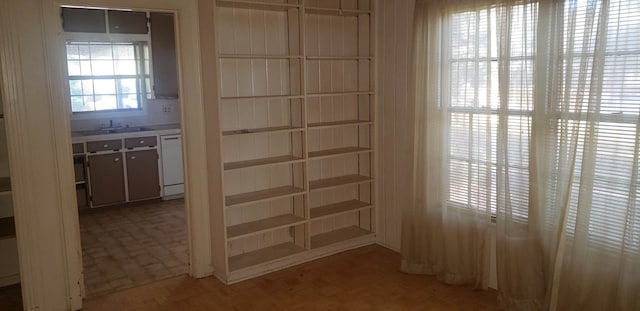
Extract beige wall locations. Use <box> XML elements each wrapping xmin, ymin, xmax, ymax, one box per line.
<box><xmin>376</xmin><ymin>0</ymin><xmax>416</xmax><ymax>251</ymax></box>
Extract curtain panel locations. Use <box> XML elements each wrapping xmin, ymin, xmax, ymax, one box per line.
<box><xmin>403</xmin><ymin>0</ymin><xmax>640</xmax><ymax>310</ymax></box>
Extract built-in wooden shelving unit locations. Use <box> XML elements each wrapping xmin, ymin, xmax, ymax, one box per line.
<box><xmin>213</xmin><ymin>0</ymin><xmax>375</xmax><ymax>283</ymax></box>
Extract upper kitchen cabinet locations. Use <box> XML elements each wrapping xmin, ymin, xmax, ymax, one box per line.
<box><xmin>150</xmin><ymin>12</ymin><xmax>178</xmax><ymax>99</ymax></box>
<box><xmin>60</xmin><ymin>7</ymin><xmax>179</xmax><ymax>99</ymax></box>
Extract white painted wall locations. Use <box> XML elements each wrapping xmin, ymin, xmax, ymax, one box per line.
<box><xmin>375</xmin><ymin>0</ymin><xmax>416</xmax><ymax>251</ymax></box>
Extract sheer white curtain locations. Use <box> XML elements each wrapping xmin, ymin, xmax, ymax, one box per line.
<box><xmin>404</xmin><ymin>0</ymin><xmax>640</xmax><ymax>309</ymax></box>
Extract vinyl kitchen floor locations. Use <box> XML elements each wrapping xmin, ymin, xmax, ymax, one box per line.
<box><xmin>80</xmin><ymin>198</ymin><xmax>188</xmax><ymax>297</ymax></box>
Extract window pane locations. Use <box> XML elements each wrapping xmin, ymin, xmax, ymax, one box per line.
<box><xmin>94</xmin><ymin>95</ymin><xmax>117</xmax><ymax>110</ymax></box>
<box><xmin>66</xmin><ymin>41</ymin><xmax>148</xmax><ymax>113</ymax></box>
<box><xmin>82</xmin><ymin>80</ymin><xmax>94</xmax><ymax>96</ymax></box>
<box><xmin>80</xmin><ymin>60</ymin><xmax>92</xmax><ymax>75</ymax></box>
<box><xmin>70</xmin><ymin>96</ymin><xmax>92</xmax><ymax>112</ymax></box>
<box><xmin>113</xmin><ymin>45</ymin><xmax>135</xmax><ymax>59</ymax></box>
<box><xmin>119</xmin><ymin>94</ymin><xmax>139</xmax><ymax>109</ymax></box>
<box><xmin>67</xmin><ymin>61</ymin><xmax>81</xmax><ymax>76</ymax></box>
<box><xmin>91</xmin><ymin>60</ymin><xmax>114</xmax><ymax>75</ymax></box>
<box><xmin>114</xmin><ymin>60</ymin><xmax>137</xmax><ymax>75</ymax></box>
<box><xmin>90</xmin><ymin>44</ymin><xmax>112</xmax><ymax>60</ymax></box>
<box><xmin>69</xmin><ymin>80</ymin><xmax>82</xmax><ymax>96</ymax></box>
<box><xmin>117</xmin><ymin>78</ymin><xmax>137</xmax><ymax>94</ymax></box>
<box><xmin>93</xmin><ymin>79</ymin><xmax>116</xmax><ymax>95</ymax></box>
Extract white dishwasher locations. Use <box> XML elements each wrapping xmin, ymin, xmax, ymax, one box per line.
<box><xmin>160</xmin><ymin>134</ymin><xmax>184</xmax><ymax>198</ymax></box>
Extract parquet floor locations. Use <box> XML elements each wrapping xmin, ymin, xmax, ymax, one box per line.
<box><xmin>83</xmin><ymin>245</ymin><xmax>498</xmax><ymax>310</ymax></box>
<box><xmin>80</xmin><ymin>199</ymin><xmax>188</xmax><ymax>296</ymax></box>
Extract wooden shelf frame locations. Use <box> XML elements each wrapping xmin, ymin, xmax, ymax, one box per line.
<box><xmin>224</xmin><ymin>155</ymin><xmax>304</xmax><ymax>171</ymax></box>
<box><xmin>228</xmin><ymin>242</ymin><xmax>306</xmax><ymax>272</ymax></box>
<box><xmin>308</xmin><ymin>146</ymin><xmax>371</xmax><ymax>159</ymax></box>
<box><xmin>216</xmin><ymin>0</ymin><xmax>301</xmax><ymax>11</ymax></box>
<box><xmin>308</xmin><ymin>120</ymin><xmax>372</xmax><ymax>129</ymax></box>
<box><xmin>219</xmin><ymin>54</ymin><xmax>303</xmax><ymax>59</ymax></box>
<box><xmin>222</xmin><ymin>125</ymin><xmax>304</xmax><ymax>137</ymax></box>
<box><xmin>225</xmin><ymin>185</ymin><xmax>306</xmax><ymax>207</ymax></box>
<box><xmin>310</xmin><ymin>226</ymin><xmax>372</xmax><ymax>249</ymax></box>
<box><xmin>305</xmin><ymin>7</ymin><xmax>372</xmax><ymax>16</ymax></box>
<box><xmin>310</xmin><ymin>199</ymin><xmax>372</xmax><ymax>220</ymax></box>
<box><xmin>306</xmin><ymin>91</ymin><xmax>373</xmax><ymax>98</ymax></box>
<box><xmin>227</xmin><ymin>214</ymin><xmax>307</xmax><ymax>240</ymax></box>
<box><xmin>214</xmin><ymin>0</ymin><xmax>375</xmax><ymax>281</ymax></box>
<box><xmin>309</xmin><ymin>174</ymin><xmax>373</xmax><ymax>192</ymax></box>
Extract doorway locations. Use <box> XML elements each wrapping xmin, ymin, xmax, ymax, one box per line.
<box><xmin>60</xmin><ymin>6</ymin><xmax>189</xmax><ymax>296</ymax></box>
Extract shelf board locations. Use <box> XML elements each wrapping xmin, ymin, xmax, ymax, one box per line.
<box><xmin>305</xmin><ymin>7</ymin><xmax>372</xmax><ymax>16</ymax></box>
<box><xmin>226</xmin><ymin>185</ymin><xmax>305</xmax><ymax>207</ymax></box>
<box><xmin>216</xmin><ymin>0</ymin><xmax>301</xmax><ymax>11</ymax></box>
<box><xmin>306</xmin><ymin>91</ymin><xmax>373</xmax><ymax>98</ymax></box>
<box><xmin>0</xmin><ymin>177</ymin><xmax>11</xmax><ymax>194</ymax></box>
<box><xmin>309</xmin><ymin>147</ymin><xmax>371</xmax><ymax>159</ymax></box>
<box><xmin>311</xmin><ymin>226</ymin><xmax>372</xmax><ymax>249</ymax></box>
<box><xmin>219</xmin><ymin>54</ymin><xmax>302</xmax><ymax>59</ymax></box>
<box><xmin>225</xmin><ymin>155</ymin><xmax>303</xmax><ymax>171</ymax></box>
<box><xmin>227</xmin><ymin>214</ymin><xmax>306</xmax><ymax>240</ymax></box>
<box><xmin>306</xmin><ymin>56</ymin><xmax>373</xmax><ymax>60</ymax></box>
<box><xmin>310</xmin><ymin>200</ymin><xmax>371</xmax><ymax>220</ymax></box>
<box><xmin>308</xmin><ymin>120</ymin><xmax>372</xmax><ymax>130</ymax></box>
<box><xmin>0</xmin><ymin>216</ymin><xmax>16</xmax><ymax>240</ymax></box>
<box><xmin>309</xmin><ymin>174</ymin><xmax>373</xmax><ymax>192</ymax></box>
<box><xmin>228</xmin><ymin>242</ymin><xmax>305</xmax><ymax>272</ymax></box>
<box><xmin>222</xmin><ymin>125</ymin><xmax>303</xmax><ymax>136</ymax></box>
<box><xmin>220</xmin><ymin>94</ymin><xmax>304</xmax><ymax>100</ymax></box>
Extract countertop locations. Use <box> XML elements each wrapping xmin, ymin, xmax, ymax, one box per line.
<box><xmin>71</xmin><ymin>123</ymin><xmax>181</xmax><ymax>142</ymax></box>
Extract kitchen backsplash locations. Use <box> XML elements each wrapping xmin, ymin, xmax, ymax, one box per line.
<box><xmin>70</xmin><ymin>98</ymin><xmax>180</xmax><ymax>132</ymax></box>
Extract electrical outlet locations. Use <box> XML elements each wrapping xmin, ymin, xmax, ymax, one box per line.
<box><xmin>163</xmin><ymin>104</ymin><xmax>172</xmax><ymax>113</ymax></box>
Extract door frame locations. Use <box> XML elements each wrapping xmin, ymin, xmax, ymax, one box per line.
<box><xmin>0</xmin><ymin>0</ymin><xmax>216</xmax><ymax>309</ymax></box>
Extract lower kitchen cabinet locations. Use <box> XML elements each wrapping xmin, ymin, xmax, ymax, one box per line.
<box><xmin>88</xmin><ymin>152</ymin><xmax>126</xmax><ymax>206</ymax></box>
<box><xmin>126</xmin><ymin>149</ymin><xmax>160</xmax><ymax>201</ymax></box>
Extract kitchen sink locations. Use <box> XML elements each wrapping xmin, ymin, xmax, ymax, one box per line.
<box><xmin>76</xmin><ymin>126</ymin><xmax>154</xmax><ymax>136</ymax></box>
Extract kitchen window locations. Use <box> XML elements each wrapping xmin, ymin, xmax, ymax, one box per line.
<box><xmin>66</xmin><ymin>41</ymin><xmax>151</xmax><ymax>113</ymax></box>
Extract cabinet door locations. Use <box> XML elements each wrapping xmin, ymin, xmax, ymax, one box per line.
<box><xmin>88</xmin><ymin>153</ymin><xmax>126</xmax><ymax>206</ymax></box>
<box><xmin>150</xmin><ymin>12</ymin><xmax>178</xmax><ymax>98</ymax></box>
<box><xmin>126</xmin><ymin>150</ymin><xmax>160</xmax><ymax>201</ymax></box>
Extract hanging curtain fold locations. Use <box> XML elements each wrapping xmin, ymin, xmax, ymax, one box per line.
<box><xmin>403</xmin><ymin>0</ymin><xmax>640</xmax><ymax>309</ymax></box>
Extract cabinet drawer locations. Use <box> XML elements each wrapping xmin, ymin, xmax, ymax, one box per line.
<box><xmin>72</xmin><ymin>143</ymin><xmax>84</xmax><ymax>154</ymax></box>
<box><xmin>125</xmin><ymin>136</ymin><xmax>157</xmax><ymax>149</ymax></box>
<box><xmin>87</xmin><ymin>139</ymin><xmax>122</xmax><ymax>152</ymax></box>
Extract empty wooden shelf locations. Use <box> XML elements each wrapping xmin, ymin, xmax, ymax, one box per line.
<box><xmin>225</xmin><ymin>186</ymin><xmax>305</xmax><ymax>207</ymax></box>
<box><xmin>309</xmin><ymin>174</ymin><xmax>373</xmax><ymax>192</ymax></box>
<box><xmin>212</xmin><ymin>0</ymin><xmax>375</xmax><ymax>284</ymax></box>
<box><xmin>309</xmin><ymin>147</ymin><xmax>371</xmax><ymax>159</ymax></box>
<box><xmin>308</xmin><ymin>120</ymin><xmax>372</xmax><ymax>129</ymax></box>
<box><xmin>216</xmin><ymin>0</ymin><xmax>301</xmax><ymax>11</ymax></box>
<box><xmin>228</xmin><ymin>242</ymin><xmax>306</xmax><ymax>272</ymax></box>
<box><xmin>227</xmin><ymin>214</ymin><xmax>306</xmax><ymax>240</ymax></box>
<box><xmin>224</xmin><ymin>155</ymin><xmax>304</xmax><ymax>171</ymax></box>
<box><xmin>311</xmin><ymin>226</ymin><xmax>372</xmax><ymax>249</ymax></box>
<box><xmin>222</xmin><ymin>126</ymin><xmax>303</xmax><ymax>137</ymax></box>
<box><xmin>310</xmin><ymin>200</ymin><xmax>371</xmax><ymax>220</ymax></box>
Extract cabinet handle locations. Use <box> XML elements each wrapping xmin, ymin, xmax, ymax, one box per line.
<box><xmin>103</xmin><ymin>144</ymin><xmax>109</xmax><ymax>148</ymax></box>
<box><xmin>139</xmin><ymin>140</ymin><xmax>145</xmax><ymax>144</ymax></box>
<box><xmin>114</xmin><ymin>158</ymin><xmax>120</xmax><ymax>162</ymax></box>
<box><xmin>131</xmin><ymin>156</ymin><xmax>136</xmax><ymax>160</ymax></box>
<box><xmin>163</xmin><ymin>137</ymin><xmax>179</xmax><ymax>141</ymax></box>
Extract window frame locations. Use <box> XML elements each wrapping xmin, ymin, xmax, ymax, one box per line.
<box><xmin>63</xmin><ymin>32</ymin><xmax>154</xmax><ymax>119</ymax></box>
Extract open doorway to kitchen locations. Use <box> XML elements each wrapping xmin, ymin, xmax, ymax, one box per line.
<box><xmin>61</xmin><ymin>6</ymin><xmax>188</xmax><ymax>297</ymax></box>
